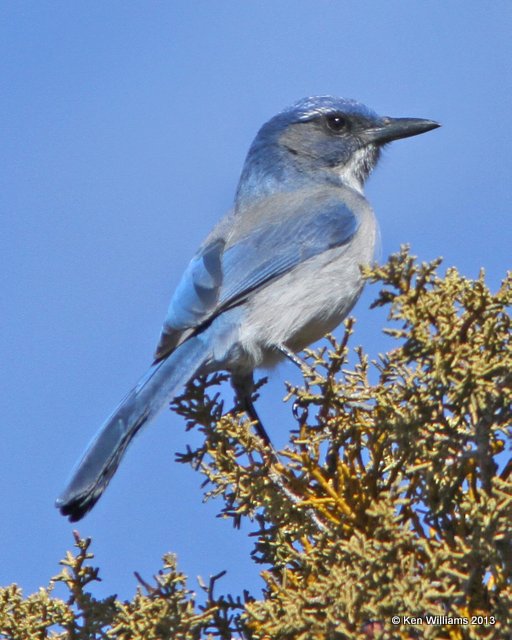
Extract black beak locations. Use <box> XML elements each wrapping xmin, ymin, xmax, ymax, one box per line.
<box><xmin>367</xmin><ymin>117</ymin><xmax>440</xmax><ymax>144</ymax></box>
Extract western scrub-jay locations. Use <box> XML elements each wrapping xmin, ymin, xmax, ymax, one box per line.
<box><xmin>56</xmin><ymin>96</ymin><xmax>439</xmax><ymax>521</ymax></box>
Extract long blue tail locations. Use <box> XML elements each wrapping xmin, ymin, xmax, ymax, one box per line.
<box><xmin>56</xmin><ymin>335</ymin><xmax>210</xmax><ymax>521</ymax></box>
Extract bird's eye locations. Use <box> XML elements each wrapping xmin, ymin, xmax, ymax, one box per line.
<box><xmin>325</xmin><ymin>114</ymin><xmax>348</xmax><ymax>133</ymax></box>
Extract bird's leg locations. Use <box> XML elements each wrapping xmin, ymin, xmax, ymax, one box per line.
<box><xmin>275</xmin><ymin>343</ymin><xmax>308</xmax><ymax>370</ymax></box>
<box><xmin>276</xmin><ymin>344</ymin><xmax>312</xmax><ymax>425</ymax></box>
<box><xmin>231</xmin><ymin>372</ymin><xmax>326</xmax><ymax>532</ymax></box>
<box><xmin>241</xmin><ymin>394</ymin><xmax>273</xmax><ymax>446</ymax></box>
<box><xmin>231</xmin><ymin>372</ymin><xmax>272</xmax><ymax>446</ymax></box>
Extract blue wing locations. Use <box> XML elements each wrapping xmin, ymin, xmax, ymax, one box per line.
<box><xmin>154</xmin><ymin>198</ymin><xmax>359</xmax><ymax>359</ymax></box>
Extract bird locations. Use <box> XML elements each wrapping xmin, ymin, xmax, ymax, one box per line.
<box><xmin>56</xmin><ymin>96</ymin><xmax>439</xmax><ymax>521</ymax></box>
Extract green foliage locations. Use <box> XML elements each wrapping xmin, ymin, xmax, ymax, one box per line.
<box><xmin>0</xmin><ymin>532</ymin><xmax>228</xmax><ymax>639</ymax></box>
<box><xmin>1</xmin><ymin>248</ymin><xmax>510</xmax><ymax>640</ymax></box>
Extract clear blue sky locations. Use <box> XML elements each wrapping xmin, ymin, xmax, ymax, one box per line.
<box><xmin>1</xmin><ymin>2</ymin><xmax>511</xmax><ymax>603</ymax></box>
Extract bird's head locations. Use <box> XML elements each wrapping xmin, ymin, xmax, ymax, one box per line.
<box><xmin>236</xmin><ymin>96</ymin><xmax>439</xmax><ymax>206</ymax></box>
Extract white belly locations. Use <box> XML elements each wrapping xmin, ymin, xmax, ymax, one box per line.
<box><xmin>236</xmin><ymin>204</ymin><xmax>377</xmax><ymax>368</ymax></box>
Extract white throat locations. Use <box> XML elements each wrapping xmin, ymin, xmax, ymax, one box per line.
<box><xmin>336</xmin><ymin>147</ymin><xmax>371</xmax><ymax>195</ymax></box>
